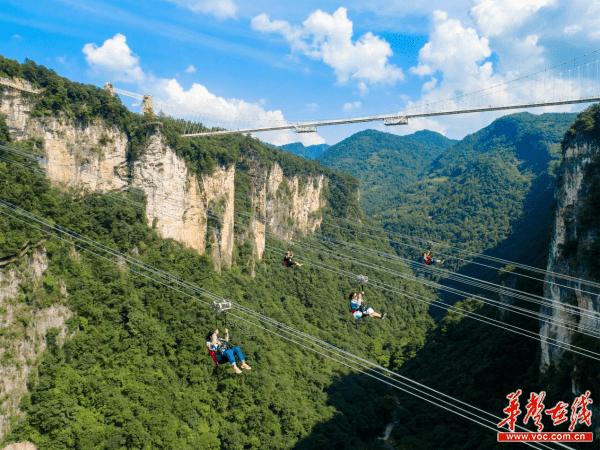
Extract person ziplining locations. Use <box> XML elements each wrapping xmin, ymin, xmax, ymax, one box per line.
<box><xmin>206</xmin><ymin>328</ymin><xmax>252</xmax><ymax>374</ymax></box>
<box><xmin>349</xmin><ymin>275</ymin><xmax>386</xmax><ymax>320</ymax></box>
<box><xmin>423</xmin><ymin>241</ymin><xmax>444</xmax><ymax>265</ymax></box>
<box><xmin>283</xmin><ymin>250</ymin><xmax>303</xmax><ymax>268</ymax></box>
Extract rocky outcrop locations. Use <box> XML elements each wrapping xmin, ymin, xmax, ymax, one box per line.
<box><xmin>541</xmin><ymin>134</ymin><xmax>600</xmax><ymax>435</ymax></box>
<box><xmin>0</xmin><ymin>85</ymin><xmax>328</xmax><ymax>270</ymax></box>
<box><xmin>0</xmin><ymin>251</ymin><xmax>72</xmax><ymax>440</ymax></box>
<box><xmin>0</xmin><ymin>85</ymin><xmax>129</xmax><ymax>192</ymax></box>
<box><xmin>1</xmin><ymin>442</ymin><xmax>37</xmax><ymax>450</ymax></box>
<box><xmin>540</xmin><ymin>139</ymin><xmax>600</xmax><ymax>368</ymax></box>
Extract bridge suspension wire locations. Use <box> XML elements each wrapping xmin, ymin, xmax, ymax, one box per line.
<box><xmin>110</xmin><ymin>50</ymin><xmax>600</xmax><ymax>137</ymax></box>
<box><xmin>0</xmin><ymin>201</ymin><xmax>567</xmax><ymax>449</ymax></box>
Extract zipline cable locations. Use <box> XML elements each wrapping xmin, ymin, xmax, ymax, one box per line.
<box><xmin>0</xmin><ymin>201</ymin><xmax>566</xmax><ymax>449</ymax></box>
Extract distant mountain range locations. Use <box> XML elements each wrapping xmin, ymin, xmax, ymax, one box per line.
<box><xmin>268</xmin><ymin>142</ymin><xmax>330</xmax><ymax>160</ymax></box>
<box><xmin>316</xmin><ymin>114</ymin><xmax>576</xmax><ymax>265</ymax></box>
<box><xmin>317</xmin><ymin>129</ymin><xmax>458</xmax><ymax>215</ymax></box>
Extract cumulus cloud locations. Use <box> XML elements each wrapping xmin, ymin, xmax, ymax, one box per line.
<box><xmin>12</xmin><ymin>34</ymin><xmax>22</xmax><ymax>40</ymax></box>
<box><xmin>411</xmin><ymin>11</ymin><xmax>492</xmax><ymax>83</ymax></box>
<box><xmin>83</xmin><ymin>34</ymin><xmax>325</xmax><ymax>146</ymax></box>
<box><xmin>185</xmin><ymin>65</ymin><xmax>196</xmax><ymax>73</ymax></box>
<box><xmin>56</xmin><ymin>55</ymin><xmax>66</xmax><ymax>64</ymax></box>
<box><xmin>251</xmin><ymin>7</ymin><xmax>403</xmax><ymax>89</ymax></box>
<box><xmin>306</xmin><ymin>103</ymin><xmax>319</xmax><ymax>111</ymax></box>
<box><xmin>564</xmin><ymin>24</ymin><xmax>582</xmax><ymax>35</ymax></box>
<box><xmin>162</xmin><ymin>0</ymin><xmax>236</xmax><ymax>20</ymax></box>
<box><xmin>470</xmin><ymin>0</ymin><xmax>556</xmax><ymax>37</ymax></box>
<box><xmin>403</xmin><ymin>9</ymin><xmax>588</xmax><ymax>139</ymax></box>
<box><xmin>343</xmin><ymin>101</ymin><xmax>362</xmax><ymax>111</ymax></box>
<box><xmin>422</xmin><ymin>77</ymin><xmax>437</xmax><ymax>92</ymax></box>
<box><xmin>83</xmin><ymin>33</ymin><xmax>145</xmax><ymax>83</ymax></box>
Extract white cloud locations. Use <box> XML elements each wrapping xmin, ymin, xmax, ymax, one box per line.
<box><xmin>402</xmin><ymin>9</ymin><xmax>589</xmax><ymax>139</ymax></box>
<box><xmin>470</xmin><ymin>0</ymin><xmax>556</xmax><ymax>37</ymax></box>
<box><xmin>411</xmin><ymin>11</ymin><xmax>492</xmax><ymax>86</ymax></box>
<box><xmin>343</xmin><ymin>101</ymin><xmax>362</xmax><ymax>111</ymax></box>
<box><xmin>83</xmin><ymin>33</ymin><xmax>145</xmax><ymax>83</ymax></box>
<box><xmin>56</xmin><ymin>55</ymin><xmax>66</xmax><ymax>64</ymax></box>
<box><xmin>185</xmin><ymin>64</ymin><xmax>196</xmax><ymax>73</ymax></box>
<box><xmin>422</xmin><ymin>77</ymin><xmax>437</xmax><ymax>92</ymax></box>
<box><xmin>564</xmin><ymin>24</ymin><xmax>582</xmax><ymax>35</ymax></box>
<box><xmin>251</xmin><ymin>7</ymin><xmax>403</xmax><ymax>89</ymax></box>
<box><xmin>12</xmin><ymin>34</ymin><xmax>21</xmax><ymax>40</ymax></box>
<box><xmin>306</xmin><ymin>103</ymin><xmax>319</xmax><ymax>111</ymax></box>
<box><xmin>83</xmin><ymin>33</ymin><xmax>325</xmax><ymax>147</ymax></box>
<box><xmin>162</xmin><ymin>0</ymin><xmax>236</xmax><ymax>20</ymax></box>
<box><xmin>410</xmin><ymin>64</ymin><xmax>434</xmax><ymax>77</ymax></box>
<box><xmin>568</xmin><ymin>0</ymin><xmax>600</xmax><ymax>40</ymax></box>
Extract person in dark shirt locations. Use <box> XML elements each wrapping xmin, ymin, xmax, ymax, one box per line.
<box><xmin>283</xmin><ymin>251</ymin><xmax>303</xmax><ymax>267</ymax></box>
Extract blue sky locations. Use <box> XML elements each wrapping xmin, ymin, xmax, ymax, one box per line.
<box><xmin>1</xmin><ymin>0</ymin><xmax>599</xmax><ymax>145</ymax></box>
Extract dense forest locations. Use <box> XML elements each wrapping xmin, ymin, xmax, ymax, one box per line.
<box><xmin>1</xmin><ymin>53</ymin><xmax>599</xmax><ymax>449</ymax></box>
<box><xmin>317</xmin><ymin>129</ymin><xmax>457</xmax><ymax>216</ymax></box>
<box><xmin>0</xmin><ymin>57</ymin><xmax>438</xmax><ymax>450</ymax></box>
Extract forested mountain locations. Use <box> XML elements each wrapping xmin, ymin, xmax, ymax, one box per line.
<box><xmin>268</xmin><ymin>142</ymin><xmax>330</xmax><ymax>160</ymax></box>
<box><xmin>317</xmin><ymin>129</ymin><xmax>456</xmax><ymax>215</ymax></box>
<box><xmin>376</xmin><ymin>113</ymin><xmax>576</xmax><ymax>265</ymax></box>
<box><xmin>317</xmin><ymin>115</ymin><xmax>575</xmax><ymax>269</ymax></box>
<box><xmin>1</xmin><ymin>54</ymin><xmax>598</xmax><ymax>450</ymax></box>
<box><xmin>0</xmin><ymin>56</ymin><xmax>437</xmax><ymax>450</ymax></box>
<box><xmin>390</xmin><ymin>105</ymin><xmax>600</xmax><ymax>450</ymax></box>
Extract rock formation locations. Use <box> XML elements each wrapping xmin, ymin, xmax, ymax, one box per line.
<box><xmin>0</xmin><ymin>251</ymin><xmax>72</xmax><ymax>440</ymax></box>
<box><xmin>541</xmin><ymin>125</ymin><xmax>600</xmax><ymax>435</ymax></box>
<box><xmin>0</xmin><ymin>84</ymin><xmax>327</xmax><ymax>271</ymax></box>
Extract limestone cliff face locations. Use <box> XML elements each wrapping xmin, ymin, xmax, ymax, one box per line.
<box><xmin>244</xmin><ymin>160</ymin><xmax>326</xmax><ymax>260</ymax></box>
<box><xmin>0</xmin><ymin>86</ymin><xmax>328</xmax><ymax>269</ymax></box>
<box><xmin>0</xmin><ymin>251</ymin><xmax>72</xmax><ymax>441</ymax></box>
<box><xmin>540</xmin><ymin>135</ymin><xmax>600</xmax><ymax>434</ymax></box>
<box><xmin>132</xmin><ymin>130</ymin><xmax>236</xmax><ymax>270</ymax></box>
<box><xmin>0</xmin><ymin>85</ymin><xmax>129</xmax><ymax>192</ymax></box>
<box><xmin>540</xmin><ymin>139</ymin><xmax>600</xmax><ymax>368</ymax></box>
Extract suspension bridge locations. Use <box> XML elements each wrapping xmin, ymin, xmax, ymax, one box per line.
<box><xmin>109</xmin><ymin>49</ymin><xmax>600</xmax><ymax>137</ymax></box>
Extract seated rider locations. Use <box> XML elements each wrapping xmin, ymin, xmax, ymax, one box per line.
<box><xmin>284</xmin><ymin>251</ymin><xmax>303</xmax><ymax>268</ymax></box>
<box><xmin>349</xmin><ymin>291</ymin><xmax>386</xmax><ymax>320</ymax></box>
<box><xmin>423</xmin><ymin>249</ymin><xmax>444</xmax><ymax>265</ymax></box>
<box><xmin>206</xmin><ymin>328</ymin><xmax>251</xmax><ymax>374</ymax></box>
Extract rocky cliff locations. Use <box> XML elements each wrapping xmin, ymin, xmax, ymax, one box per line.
<box><xmin>0</xmin><ymin>251</ymin><xmax>71</xmax><ymax>441</ymax></box>
<box><xmin>540</xmin><ymin>107</ymin><xmax>600</xmax><ymax>433</ymax></box>
<box><xmin>0</xmin><ymin>85</ymin><xmax>327</xmax><ymax>270</ymax></box>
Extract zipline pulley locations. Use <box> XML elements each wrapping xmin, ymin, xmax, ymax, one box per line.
<box><xmin>355</xmin><ymin>274</ymin><xmax>368</xmax><ymax>286</ymax></box>
<box><xmin>210</xmin><ymin>300</ymin><xmax>233</xmax><ymax>313</ymax></box>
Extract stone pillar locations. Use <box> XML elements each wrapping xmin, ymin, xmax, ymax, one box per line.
<box><xmin>103</xmin><ymin>82</ymin><xmax>115</xmax><ymax>97</ymax></box>
<box><xmin>143</xmin><ymin>95</ymin><xmax>154</xmax><ymax>121</ymax></box>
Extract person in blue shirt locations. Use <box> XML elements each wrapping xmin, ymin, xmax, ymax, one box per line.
<box><xmin>349</xmin><ymin>291</ymin><xmax>385</xmax><ymax>320</ymax></box>
<box><xmin>206</xmin><ymin>328</ymin><xmax>251</xmax><ymax>374</ymax></box>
